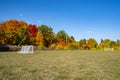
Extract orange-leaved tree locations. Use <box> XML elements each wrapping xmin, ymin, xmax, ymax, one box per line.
<box><xmin>0</xmin><ymin>20</ymin><xmax>30</xmax><ymax>45</ymax></box>
<box><xmin>86</xmin><ymin>38</ymin><xmax>98</xmax><ymax>50</ymax></box>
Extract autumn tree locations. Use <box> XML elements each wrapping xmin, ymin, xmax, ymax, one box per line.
<box><xmin>1</xmin><ymin>20</ymin><xmax>20</xmax><ymax>45</ymax></box>
<box><xmin>2</xmin><ymin>20</ymin><xmax>17</xmax><ymax>44</ymax></box>
<box><xmin>36</xmin><ymin>32</ymin><xmax>44</xmax><ymax>49</ymax></box>
<box><xmin>69</xmin><ymin>36</ymin><xmax>75</xmax><ymax>43</ymax></box>
<box><xmin>79</xmin><ymin>39</ymin><xmax>87</xmax><ymax>50</ymax></box>
<box><xmin>0</xmin><ymin>24</ymin><xmax>6</xmax><ymax>44</ymax></box>
<box><xmin>16</xmin><ymin>21</ymin><xmax>30</xmax><ymax>45</ymax></box>
<box><xmin>67</xmin><ymin>42</ymin><xmax>79</xmax><ymax>50</ymax></box>
<box><xmin>98</xmin><ymin>39</ymin><xmax>104</xmax><ymax>50</ymax></box>
<box><xmin>0</xmin><ymin>20</ymin><xmax>30</xmax><ymax>45</ymax></box>
<box><xmin>18</xmin><ymin>26</ymin><xmax>30</xmax><ymax>45</ymax></box>
<box><xmin>86</xmin><ymin>38</ymin><xmax>98</xmax><ymax>50</ymax></box>
<box><xmin>36</xmin><ymin>32</ymin><xmax>44</xmax><ymax>45</ymax></box>
<box><xmin>28</xmin><ymin>24</ymin><xmax>38</xmax><ymax>45</ymax></box>
<box><xmin>103</xmin><ymin>39</ymin><xmax>111</xmax><ymax>48</ymax></box>
<box><xmin>56</xmin><ymin>30</ymin><xmax>69</xmax><ymax>45</ymax></box>
<box><xmin>2</xmin><ymin>20</ymin><xmax>21</xmax><ymax>30</ymax></box>
<box><xmin>28</xmin><ymin>24</ymin><xmax>38</xmax><ymax>38</ymax></box>
<box><xmin>38</xmin><ymin>25</ymin><xmax>54</xmax><ymax>47</ymax></box>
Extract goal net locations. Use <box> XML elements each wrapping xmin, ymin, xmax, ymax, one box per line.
<box><xmin>18</xmin><ymin>45</ymin><xmax>34</xmax><ymax>53</ymax></box>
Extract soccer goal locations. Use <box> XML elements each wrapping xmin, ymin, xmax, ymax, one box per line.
<box><xmin>18</xmin><ymin>45</ymin><xmax>34</xmax><ymax>53</ymax></box>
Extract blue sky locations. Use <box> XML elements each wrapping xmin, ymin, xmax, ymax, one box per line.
<box><xmin>0</xmin><ymin>0</ymin><xmax>120</xmax><ymax>42</ymax></box>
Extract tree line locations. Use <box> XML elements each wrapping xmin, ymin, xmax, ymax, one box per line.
<box><xmin>0</xmin><ymin>19</ymin><xmax>120</xmax><ymax>51</ymax></box>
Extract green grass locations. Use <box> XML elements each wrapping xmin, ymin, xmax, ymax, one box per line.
<box><xmin>0</xmin><ymin>50</ymin><xmax>120</xmax><ymax>80</ymax></box>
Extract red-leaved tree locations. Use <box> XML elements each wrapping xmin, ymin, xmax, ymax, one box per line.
<box><xmin>28</xmin><ymin>24</ymin><xmax>38</xmax><ymax>38</ymax></box>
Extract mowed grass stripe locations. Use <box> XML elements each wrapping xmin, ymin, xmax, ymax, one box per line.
<box><xmin>0</xmin><ymin>50</ymin><xmax>120</xmax><ymax>80</ymax></box>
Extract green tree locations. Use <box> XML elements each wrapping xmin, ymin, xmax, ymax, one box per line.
<box><xmin>114</xmin><ymin>39</ymin><xmax>120</xmax><ymax>51</ymax></box>
<box><xmin>19</xmin><ymin>27</ymin><xmax>30</xmax><ymax>45</ymax></box>
<box><xmin>98</xmin><ymin>39</ymin><xmax>104</xmax><ymax>50</ymax></box>
<box><xmin>79</xmin><ymin>39</ymin><xmax>87</xmax><ymax>49</ymax></box>
<box><xmin>38</xmin><ymin>25</ymin><xmax>54</xmax><ymax>47</ymax></box>
<box><xmin>110</xmin><ymin>41</ymin><xmax>116</xmax><ymax>48</ymax></box>
<box><xmin>57</xmin><ymin>30</ymin><xmax>68</xmax><ymax>40</ymax></box>
<box><xmin>57</xmin><ymin>30</ymin><xmax>69</xmax><ymax>44</ymax></box>
<box><xmin>69</xmin><ymin>36</ymin><xmax>75</xmax><ymax>43</ymax></box>
<box><xmin>103</xmin><ymin>39</ymin><xmax>111</xmax><ymax>48</ymax></box>
<box><xmin>116</xmin><ymin>39</ymin><xmax>120</xmax><ymax>46</ymax></box>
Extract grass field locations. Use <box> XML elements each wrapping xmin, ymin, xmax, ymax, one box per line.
<box><xmin>0</xmin><ymin>50</ymin><xmax>120</xmax><ymax>80</ymax></box>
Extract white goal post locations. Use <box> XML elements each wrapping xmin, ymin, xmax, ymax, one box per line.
<box><xmin>18</xmin><ymin>45</ymin><xmax>34</xmax><ymax>53</ymax></box>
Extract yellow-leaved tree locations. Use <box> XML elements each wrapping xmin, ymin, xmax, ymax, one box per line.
<box><xmin>36</xmin><ymin>32</ymin><xmax>44</xmax><ymax>49</ymax></box>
